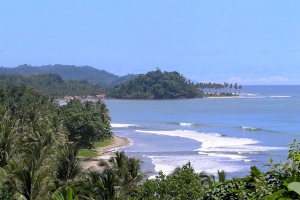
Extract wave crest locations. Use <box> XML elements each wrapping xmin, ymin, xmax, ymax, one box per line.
<box><xmin>111</xmin><ymin>123</ymin><xmax>136</xmax><ymax>128</ymax></box>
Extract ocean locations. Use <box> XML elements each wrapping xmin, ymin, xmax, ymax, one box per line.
<box><xmin>104</xmin><ymin>85</ymin><xmax>300</xmax><ymax>179</ymax></box>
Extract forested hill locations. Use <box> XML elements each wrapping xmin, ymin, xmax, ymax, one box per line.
<box><xmin>108</xmin><ymin>69</ymin><xmax>203</xmax><ymax>99</ymax></box>
<box><xmin>0</xmin><ymin>64</ymin><xmax>136</xmax><ymax>86</ymax></box>
<box><xmin>0</xmin><ymin>73</ymin><xmax>107</xmax><ymax>97</ymax></box>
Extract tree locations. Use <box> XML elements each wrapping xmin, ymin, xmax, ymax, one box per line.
<box><xmin>229</xmin><ymin>83</ymin><xmax>233</xmax><ymax>93</ymax></box>
<box><xmin>135</xmin><ymin>162</ymin><xmax>204</xmax><ymax>200</ymax></box>
<box><xmin>238</xmin><ymin>85</ymin><xmax>242</xmax><ymax>95</ymax></box>
<box><xmin>108</xmin><ymin>70</ymin><xmax>203</xmax><ymax>99</ymax></box>
<box><xmin>234</xmin><ymin>83</ymin><xmax>238</xmax><ymax>94</ymax></box>
<box><xmin>54</xmin><ymin>143</ymin><xmax>82</xmax><ymax>181</ymax></box>
<box><xmin>61</xmin><ymin>99</ymin><xmax>112</xmax><ymax>149</ymax></box>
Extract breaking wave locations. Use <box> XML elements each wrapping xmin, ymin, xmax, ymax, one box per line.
<box><xmin>111</xmin><ymin>123</ymin><xmax>136</xmax><ymax>128</ymax></box>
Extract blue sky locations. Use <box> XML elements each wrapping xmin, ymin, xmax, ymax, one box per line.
<box><xmin>0</xmin><ymin>1</ymin><xmax>299</xmax><ymax>85</ymax></box>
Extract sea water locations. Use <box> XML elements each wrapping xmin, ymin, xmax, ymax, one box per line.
<box><xmin>105</xmin><ymin>85</ymin><xmax>300</xmax><ymax>178</ymax></box>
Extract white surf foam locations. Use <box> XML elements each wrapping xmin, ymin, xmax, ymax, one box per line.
<box><xmin>180</xmin><ymin>123</ymin><xmax>194</xmax><ymax>126</ymax></box>
<box><xmin>148</xmin><ymin>155</ymin><xmax>246</xmax><ymax>176</ymax></box>
<box><xmin>207</xmin><ymin>153</ymin><xmax>247</xmax><ymax>160</ymax></box>
<box><xmin>242</xmin><ymin>126</ymin><xmax>258</xmax><ymax>131</ymax></box>
<box><xmin>270</xmin><ymin>96</ymin><xmax>292</xmax><ymax>98</ymax></box>
<box><xmin>136</xmin><ymin>130</ymin><xmax>286</xmax><ymax>153</ymax></box>
<box><xmin>136</xmin><ymin>129</ymin><xmax>287</xmax><ymax>177</ymax></box>
<box><xmin>111</xmin><ymin>123</ymin><xmax>136</xmax><ymax>128</ymax></box>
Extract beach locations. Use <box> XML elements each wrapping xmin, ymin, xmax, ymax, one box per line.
<box><xmin>82</xmin><ymin>135</ymin><xmax>131</xmax><ymax>171</ymax></box>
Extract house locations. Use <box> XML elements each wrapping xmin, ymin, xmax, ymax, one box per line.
<box><xmin>64</xmin><ymin>95</ymin><xmax>73</xmax><ymax>100</ymax></box>
<box><xmin>73</xmin><ymin>95</ymin><xmax>81</xmax><ymax>99</ymax></box>
<box><xmin>96</xmin><ymin>94</ymin><xmax>105</xmax><ymax>99</ymax></box>
<box><xmin>87</xmin><ymin>95</ymin><xmax>94</xmax><ymax>99</ymax></box>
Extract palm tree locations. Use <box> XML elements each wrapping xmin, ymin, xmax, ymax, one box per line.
<box><xmin>5</xmin><ymin>136</ymin><xmax>53</xmax><ymax>200</ymax></box>
<box><xmin>229</xmin><ymin>83</ymin><xmax>233</xmax><ymax>94</ymax></box>
<box><xmin>100</xmin><ymin>169</ymin><xmax>118</xmax><ymax>200</ymax></box>
<box><xmin>217</xmin><ymin>170</ymin><xmax>226</xmax><ymax>182</ymax></box>
<box><xmin>198</xmin><ymin>171</ymin><xmax>215</xmax><ymax>187</ymax></box>
<box><xmin>0</xmin><ymin>112</ymin><xmax>19</xmax><ymax>168</ymax></box>
<box><xmin>95</xmin><ymin>100</ymin><xmax>111</xmax><ymax>124</ymax></box>
<box><xmin>53</xmin><ymin>186</ymin><xmax>78</xmax><ymax>200</ymax></box>
<box><xmin>80</xmin><ymin>171</ymin><xmax>105</xmax><ymax>199</ymax></box>
<box><xmin>224</xmin><ymin>82</ymin><xmax>229</xmax><ymax>93</ymax></box>
<box><xmin>234</xmin><ymin>83</ymin><xmax>238</xmax><ymax>94</ymax></box>
<box><xmin>238</xmin><ymin>85</ymin><xmax>242</xmax><ymax>95</ymax></box>
<box><xmin>54</xmin><ymin>143</ymin><xmax>82</xmax><ymax>182</ymax></box>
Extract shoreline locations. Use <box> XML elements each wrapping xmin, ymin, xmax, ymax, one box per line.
<box><xmin>206</xmin><ymin>96</ymin><xmax>241</xmax><ymax>98</ymax></box>
<box><xmin>82</xmin><ymin>135</ymin><xmax>131</xmax><ymax>171</ymax></box>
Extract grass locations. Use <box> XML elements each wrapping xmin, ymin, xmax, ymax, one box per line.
<box><xmin>94</xmin><ymin>138</ymin><xmax>113</xmax><ymax>148</ymax></box>
<box><xmin>78</xmin><ymin>149</ymin><xmax>99</xmax><ymax>158</ymax></box>
<box><xmin>78</xmin><ymin>138</ymin><xmax>113</xmax><ymax>158</ymax></box>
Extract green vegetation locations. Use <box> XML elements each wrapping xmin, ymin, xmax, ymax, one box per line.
<box><xmin>108</xmin><ymin>69</ymin><xmax>203</xmax><ymax>99</ymax></box>
<box><xmin>0</xmin><ymin>73</ymin><xmax>108</xmax><ymax>98</ymax></box>
<box><xmin>78</xmin><ymin>149</ymin><xmax>99</xmax><ymax>158</ymax></box>
<box><xmin>78</xmin><ymin>139</ymin><xmax>113</xmax><ymax>158</ymax></box>
<box><xmin>1</xmin><ymin>81</ymin><xmax>298</xmax><ymax>200</ymax></box>
<box><xmin>60</xmin><ymin>99</ymin><xmax>112</xmax><ymax>149</ymax></box>
<box><xmin>94</xmin><ymin>138</ymin><xmax>113</xmax><ymax>148</ymax></box>
<box><xmin>0</xmin><ymin>67</ymin><xmax>241</xmax><ymax>99</ymax></box>
<box><xmin>196</xmin><ymin>82</ymin><xmax>242</xmax><ymax>96</ymax></box>
<box><xmin>0</xmin><ymin>64</ymin><xmax>136</xmax><ymax>86</ymax></box>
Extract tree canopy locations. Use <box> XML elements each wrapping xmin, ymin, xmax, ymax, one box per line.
<box><xmin>0</xmin><ymin>73</ymin><xmax>108</xmax><ymax>98</ymax></box>
<box><xmin>108</xmin><ymin>69</ymin><xmax>203</xmax><ymax>99</ymax></box>
<box><xmin>60</xmin><ymin>99</ymin><xmax>112</xmax><ymax>149</ymax></box>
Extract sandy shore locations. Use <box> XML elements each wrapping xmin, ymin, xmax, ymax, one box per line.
<box><xmin>82</xmin><ymin>136</ymin><xmax>131</xmax><ymax>171</ymax></box>
<box><xmin>207</xmin><ymin>96</ymin><xmax>241</xmax><ymax>98</ymax></box>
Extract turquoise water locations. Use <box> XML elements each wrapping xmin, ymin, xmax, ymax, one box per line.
<box><xmin>105</xmin><ymin>85</ymin><xmax>300</xmax><ymax>178</ymax></box>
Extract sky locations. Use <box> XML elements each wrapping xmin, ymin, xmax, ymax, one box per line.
<box><xmin>0</xmin><ymin>1</ymin><xmax>299</xmax><ymax>85</ymax></box>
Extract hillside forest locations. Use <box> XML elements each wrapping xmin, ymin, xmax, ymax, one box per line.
<box><xmin>0</xmin><ymin>65</ymin><xmax>242</xmax><ymax>99</ymax></box>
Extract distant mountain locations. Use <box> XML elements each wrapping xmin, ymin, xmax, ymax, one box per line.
<box><xmin>0</xmin><ymin>73</ymin><xmax>108</xmax><ymax>98</ymax></box>
<box><xmin>0</xmin><ymin>64</ymin><xmax>136</xmax><ymax>86</ymax></box>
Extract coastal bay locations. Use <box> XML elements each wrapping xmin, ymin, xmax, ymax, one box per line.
<box><xmin>104</xmin><ymin>85</ymin><xmax>300</xmax><ymax>178</ymax></box>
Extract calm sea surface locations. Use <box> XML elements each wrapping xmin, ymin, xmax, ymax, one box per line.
<box><xmin>104</xmin><ymin>85</ymin><xmax>300</xmax><ymax>178</ymax></box>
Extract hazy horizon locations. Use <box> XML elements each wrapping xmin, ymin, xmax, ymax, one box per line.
<box><xmin>1</xmin><ymin>1</ymin><xmax>299</xmax><ymax>85</ymax></box>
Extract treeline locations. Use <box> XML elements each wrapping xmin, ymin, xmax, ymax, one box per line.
<box><xmin>0</xmin><ymin>73</ymin><xmax>108</xmax><ymax>98</ymax></box>
<box><xmin>196</xmin><ymin>82</ymin><xmax>242</xmax><ymax>95</ymax></box>
<box><xmin>108</xmin><ymin>69</ymin><xmax>203</xmax><ymax>99</ymax></box>
<box><xmin>0</xmin><ymin>84</ymin><xmax>113</xmax><ymax>199</ymax></box>
<box><xmin>0</xmin><ymin>66</ymin><xmax>243</xmax><ymax>99</ymax></box>
<box><xmin>0</xmin><ymin>64</ymin><xmax>136</xmax><ymax>86</ymax></box>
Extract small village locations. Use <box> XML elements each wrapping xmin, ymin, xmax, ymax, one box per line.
<box><xmin>63</xmin><ymin>94</ymin><xmax>105</xmax><ymax>100</ymax></box>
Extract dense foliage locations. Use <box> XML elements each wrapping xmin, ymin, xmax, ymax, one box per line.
<box><xmin>109</xmin><ymin>69</ymin><xmax>203</xmax><ymax>99</ymax></box>
<box><xmin>0</xmin><ymin>83</ymin><xmax>299</xmax><ymax>200</ymax></box>
<box><xmin>0</xmin><ymin>84</ymin><xmax>115</xmax><ymax>199</ymax></box>
<box><xmin>60</xmin><ymin>99</ymin><xmax>112</xmax><ymax>149</ymax></box>
<box><xmin>0</xmin><ymin>73</ymin><xmax>108</xmax><ymax>97</ymax></box>
<box><xmin>0</xmin><ymin>64</ymin><xmax>136</xmax><ymax>86</ymax></box>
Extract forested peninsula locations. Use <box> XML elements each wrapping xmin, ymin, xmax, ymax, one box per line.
<box><xmin>108</xmin><ymin>69</ymin><xmax>203</xmax><ymax>99</ymax></box>
<box><xmin>0</xmin><ymin>65</ymin><xmax>242</xmax><ymax>99</ymax></box>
